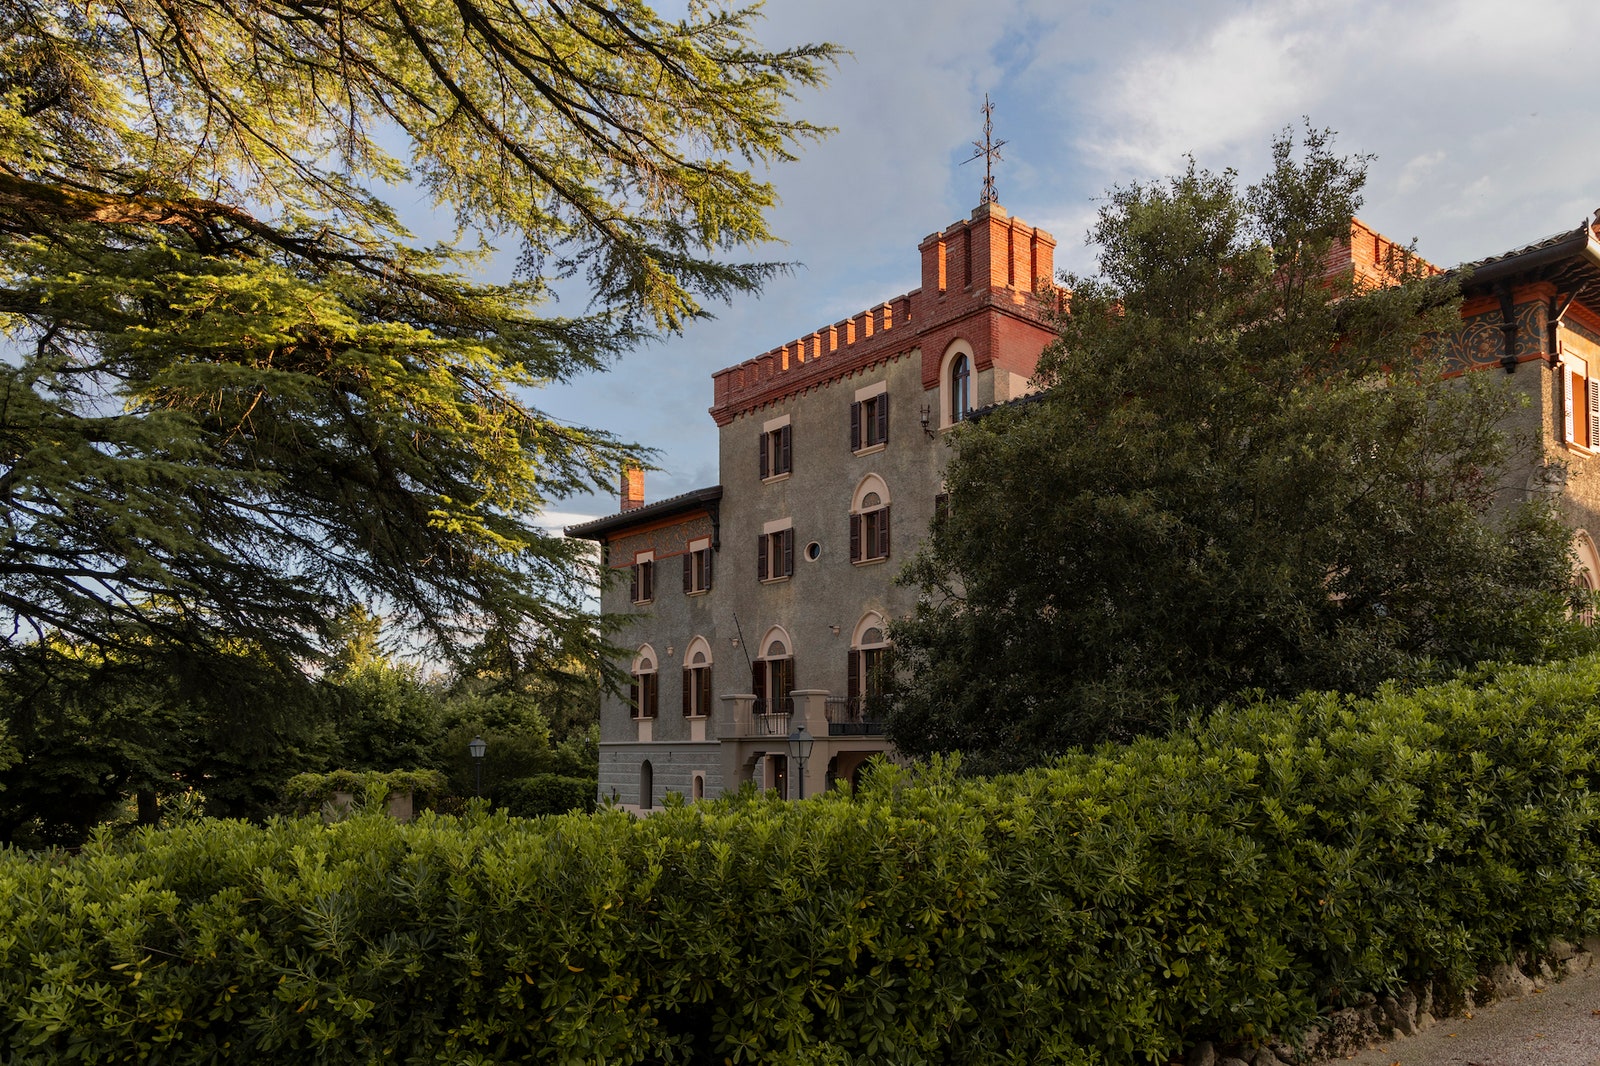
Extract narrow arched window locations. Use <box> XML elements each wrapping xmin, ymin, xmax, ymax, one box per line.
<box><xmin>681</xmin><ymin>638</ymin><xmax>713</xmax><ymax>717</ymax></box>
<box><xmin>630</xmin><ymin>647</ymin><xmax>658</xmax><ymax>719</ymax></box>
<box><xmin>753</xmin><ymin>630</ymin><xmax>795</xmax><ymax>720</ymax></box>
<box><xmin>844</xmin><ymin>614</ymin><xmax>890</xmax><ymax>731</ymax></box>
<box><xmin>950</xmin><ymin>354</ymin><xmax>970</xmax><ymax>422</ymax></box>
<box><xmin>849</xmin><ymin>478</ymin><xmax>891</xmax><ymax>564</ymax></box>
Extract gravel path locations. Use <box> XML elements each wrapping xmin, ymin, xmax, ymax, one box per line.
<box><xmin>1309</xmin><ymin>961</ymin><xmax>1600</xmax><ymax>1066</ymax></box>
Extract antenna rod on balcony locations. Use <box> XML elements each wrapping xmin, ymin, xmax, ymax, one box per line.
<box><xmin>731</xmin><ymin>611</ymin><xmax>753</xmax><ymax>672</ymax></box>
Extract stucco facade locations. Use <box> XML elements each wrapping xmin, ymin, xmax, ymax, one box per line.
<box><xmin>569</xmin><ymin>201</ymin><xmax>1059</xmax><ymax>811</ymax></box>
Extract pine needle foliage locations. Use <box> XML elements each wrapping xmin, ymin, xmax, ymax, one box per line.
<box><xmin>0</xmin><ymin>0</ymin><xmax>836</xmax><ymax>676</ymax></box>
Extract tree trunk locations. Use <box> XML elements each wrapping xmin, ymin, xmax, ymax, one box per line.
<box><xmin>136</xmin><ymin>789</ymin><xmax>159</xmax><ymax>827</ymax></box>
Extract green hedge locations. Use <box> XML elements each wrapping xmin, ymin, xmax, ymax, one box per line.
<box><xmin>491</xmin><ymin>774</ymin><xmax>599</xmax><ymax>818</ymax></box>
<box><xmin>5</xmin><ymin>656</ymin><xmax>1600</xmax><ymax>1064</ymax></box>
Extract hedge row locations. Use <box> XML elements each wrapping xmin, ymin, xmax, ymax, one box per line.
<box><xmin>5</xmin><ymin>655</ymin><xmax>1600</xmax><ymax>1064</ymax></box>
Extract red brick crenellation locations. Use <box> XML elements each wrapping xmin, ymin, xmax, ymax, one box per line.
<box><xmin>709</xmin><ymin>204</ymin><xmax>1058</xmax><ymax>425</ymax></box>
<box><xmin>1325</xmin><ymin>219</ymin><xmax>1441</xmax><ymax>288</ymax></box>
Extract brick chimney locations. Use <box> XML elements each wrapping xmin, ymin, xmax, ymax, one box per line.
<box><xmin>620</xmin><ymin>466</ymin><xmax>644</xmax><ymax>511</ymax></box>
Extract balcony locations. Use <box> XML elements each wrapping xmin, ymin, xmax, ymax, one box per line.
<box><xmin>721</xmin><ymin>692</ymin><xmax>890</xmax><ymax>741</ymax></box>
<box><xmin>730</xmin><ymin>696</ymin><xmax>793</xmax><ymax>738</ymax></box>
<box><xmin>825</xmin><ymin>697</ymin><xmax>887</xmax><ymax>736</ymax></box>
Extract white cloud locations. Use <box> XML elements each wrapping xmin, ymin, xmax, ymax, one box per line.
<box><xmin>1396</xmin><ymin>151</ymin><xmax>1445</xmax><ymax>194</ymax></box>
<box><xmin>1084</xmin><ymin>1</ymin><xmax>1334</xmax><ymax>174</ymax></box>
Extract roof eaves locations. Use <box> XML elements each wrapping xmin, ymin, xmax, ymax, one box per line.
<box><xmin>564</xmin><ymin>486</ymin><xmax>723</xmax><ymax>540</ymax></box>
<box><xmin>1450</xmin><ymin>225</ymin><xmax>1595</xmax><ymax>289</ymax></box>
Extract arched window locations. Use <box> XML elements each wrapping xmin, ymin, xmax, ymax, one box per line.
<box><xmin>640</xmin><ymin>760</ymin><xmax>654</xmax><ymax>810</ymax></box>
<box><xmin>630</xmin><ymin>646</ymin><xmax>658</xmax><ymax>719</ymax></box>
<box><xmin>850</xmin><ymin>475</ymin><xmax>891</xmax><ymax>564</ymax></box>
<box><xmin>682</xmin><ymin>636</ymin><xmax>713</xmax><ymax>717</ymax></box>
<box><xmin>1575</xmin><ymin>531</ymin><xmax>1600</xmax><ymax>626</ymax></box>
<box><xmin>753</xmin><ymin>627</ymin><xmax>795</xmax><ymax>720</ymax></box>
<box><xmin>950</xmin><ymin>353</ymin><xmax>970</xmax><ymax>422</ymax></box>
<box><xmin>845</xmin><ymin>612</ymin><xmax>890</xmax><ymax>728</ymax></box>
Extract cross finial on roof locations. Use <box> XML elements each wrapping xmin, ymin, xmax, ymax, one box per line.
<box><xmin>963</xmin><ymin>94</ymin><xmax>1006</xmax><ymax>206</ymax></box>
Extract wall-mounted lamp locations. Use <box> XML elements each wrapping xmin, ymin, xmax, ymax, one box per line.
<box><xmin>828</xmin><ymin>624</ymin><xmax>841</xmax><ymax>636</ymax></box>
<box><xmin>919</xmin><ymin>404</ymin><xmax>935</xmax><ymax>437</ymax></box>
<box><xmin>665</xmin><ymin>645</ymin><xmax>675</xmax><ymax>658</ymax></box>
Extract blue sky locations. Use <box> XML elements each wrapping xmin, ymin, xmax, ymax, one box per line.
<box><xmin>530</xmin><ymin>0</ymin><xmax>1600</xmax><ymax>527</ymax></box>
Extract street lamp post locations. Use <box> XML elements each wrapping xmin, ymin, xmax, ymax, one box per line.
<box><xmin>468</xmin><ymin>735</ymin><xmax>487</xmax><ymax>798</ymax></box>
<box><xmin>786</xmin><ymin>725</ymin><xmax>814</xmax><ymax>801</ymax></box>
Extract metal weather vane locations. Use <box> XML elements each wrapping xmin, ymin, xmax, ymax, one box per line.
<box><xmin>963</xmin><ymin>94</ymin><xmax>1006</xmax><ymax>205</ymax></box>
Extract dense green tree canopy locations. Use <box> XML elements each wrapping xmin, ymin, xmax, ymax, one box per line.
<box><xmin>0</xmin><ymin>0</ymin><xmax>833</xmax><ymax>678</ymax></box>
<box><xmin>889</xmin><ymin>128</ymin><xmax>1593</xmax><ymax>774</ymax></box>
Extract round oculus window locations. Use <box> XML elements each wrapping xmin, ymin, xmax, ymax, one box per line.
<box><xmin>804</xmin><ymin>541</ymin><xmax>822</xmax><ymax>561</ymax></box>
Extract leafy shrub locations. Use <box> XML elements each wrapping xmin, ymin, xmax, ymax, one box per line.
<box><xmin>491</xmin><ymin>774</ymin><xmax>598</xmax><ymax>817</ymax></box>
<box><xmin>281</xmin><ymin>769</ymin><xmax>448</xmax><ymax>815</ymax></box>
<box><xmin>5</xmin><ymin>656</ymin><xmax>1600</xmax><ymax>1064</ymax></box>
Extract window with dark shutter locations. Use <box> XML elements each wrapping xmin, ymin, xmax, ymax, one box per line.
<box><xmin>699</xmin><ymin>667</ymin><xmax>713</xmax><ymax>716</ymax></box>
<box><xmin>682</xmin><ymin>669</ymin><xmax>692</xmax><ymax>716</ymax></box>
<box><xmin>759</xmin><ymin>528</ymin><xmax>793</xmax><ymax>581</ymax></box>
<box><xmin>849</xmin><ymin>512</ymin><xmax>862</xmax><ymax>562</ymax></box>
<box><xmin>780</xmin><ymin>658</ymin><xmax>795</xmax><ymax>708</ymax></box>
<box><xmin>630</xmin><ymin>566</ymin><xmax>639</xmax><ymax>603</ymax></box>
<box><xmin>853</xmin><ymin>395</ymin><xmax>890</xmax><ymax>451</ymax></box>
<box><xmin>877</xmin><ymin>505</ymin><xmax>890</xmax><ymax>559</ymax></box>
<box><xmin>629</xmin><ymin>678</ymin><xmax>641</xmax><ymax>719</ymax></box>
<box><xmin>630</xmin><ymin>559</ymin><xmax>654</xmax><ymax>603</ymax></box>
<box><xmin>761</xmin><ymin>425</ymin><xmax>792</xmax><ymax>478</ymax></box>
<box><xmin>685</xmin><ymin>543</ymin><xmax>712</xmax><ymax>594</ymax></box>
<box><xmin>847</xmin><ymin>649</ymin><xmax>860</xmax><ymax>705</ymax></box>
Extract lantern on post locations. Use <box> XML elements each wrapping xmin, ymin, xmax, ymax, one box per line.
<box><xmin>786</xmin><ymin>725</ymin><xmax>814</xmax><ymax>800</ymax></box>
<box><xmin>468</xmin><ymin>735</ymin><xmax>487</xmax><ymax>798</ymax></box>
